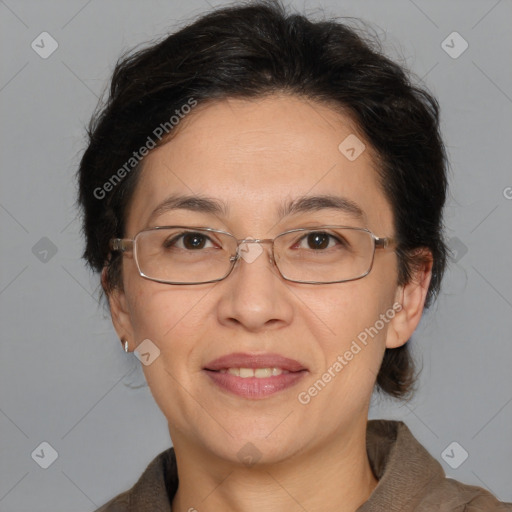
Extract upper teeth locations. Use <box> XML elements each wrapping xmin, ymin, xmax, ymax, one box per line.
<box><xmin>219</xmin><ymin>367</ymin><xmax>289</xmax><ymax>378</ymax></box>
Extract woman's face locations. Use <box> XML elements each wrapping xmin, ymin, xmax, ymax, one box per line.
<box><xmin>110</xmin><ymin>94</ymin><xmax>422</xmax><ymax>464</ymax></box>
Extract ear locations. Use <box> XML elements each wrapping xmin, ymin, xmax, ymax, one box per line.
<box><xmin>385</xmin><ymin>249</ymin><xmax>433</xmax><ymax>349</ymax></box>
<box><xmin>102</xmin><ymin>267</ymin><xmax>135</xmax><ymax>350</ymax></box>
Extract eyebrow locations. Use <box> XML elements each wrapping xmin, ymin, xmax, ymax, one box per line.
<box><xmin>147</xmin><ymin>193</ymin><xmax>365</xmax><ymax>225</ymax></box>
<box><xmin>148</xmin><ymin>194</ymin><xmax>228</xmax><ymax>225</ymax></box>
<box><xmin>278</xmin><ymin>194</ymin><xmax>364</xmax><ymax>220</ymax></box>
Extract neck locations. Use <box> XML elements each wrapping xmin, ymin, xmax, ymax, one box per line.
<box><xmin>170</xmin><ymin>418</ymin><xmax>378</xmax><ymax>512</ymax></box>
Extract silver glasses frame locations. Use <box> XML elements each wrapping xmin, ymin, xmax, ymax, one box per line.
<box><xmin>109</xmin><ymin>225</ymin><xmax>396</xmax><ymax>285</ymax></box>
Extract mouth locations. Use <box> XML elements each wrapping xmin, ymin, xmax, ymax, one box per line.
<box><xmin>203</xmin><ymin>352</ymin><xmax>308</xmax><ymax>399</ymax></box>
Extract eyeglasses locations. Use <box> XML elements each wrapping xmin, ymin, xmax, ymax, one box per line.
<box><xmin>109</xmin><ymin>226</ymin><xmax>395</xmax><ymax>285</ymax></box>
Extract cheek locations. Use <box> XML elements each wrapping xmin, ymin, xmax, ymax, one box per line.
<box><xmin>299</xmin><ymin>271</ymin><xmax>397</xmax><ymax>388</ymax></box>
<box><xmin>294</xmin><ymin>290</ymin><xmax>388</xmax><ymax>419</ymax></box>
<box><xmin>123</xmin><ymin>278</ymin><xmax>215</xmax><ymax>385</ymax></box>
<box><xmin>124</xmin><ymin>281</ymin><xmax>211</xmax><ymax>422</ymax></box>
<box><xmin>123</xmin><ymin>258</ymin><xmax>209</xmax><ymax>343</ymax></box>
<box><xmin>304</xmin><ymin>276</ymin><xmax>395</xmax><ymax>343</ymax></box>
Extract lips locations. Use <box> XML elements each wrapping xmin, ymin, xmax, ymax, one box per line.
<box><xmin>204</xmin><ymin>352</ymin><xmax>307</xmax><ymax>372</ymax></box>
<box><xmin>203</xmin><ymin>352</ymin><xmax>308</xmax><ymax>399</ymax></box>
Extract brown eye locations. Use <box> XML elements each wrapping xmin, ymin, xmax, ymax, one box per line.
<box><xmin>163</xmin><ymin>232</ymin><xmax>214</xmax><ymax>250</ymax></box>
<box><xmin>292</xmin><ymin>231</ymin><xmax>350</xmax><ymax>252</ymax></box>
<box><xmin>307</xmin><ymin>232</ymin><xmax>330</xmax><ymax>250</ymax></box>
<box><xmin>182</xmin><ymin>233</ymin><xmax>207</xmax><ymax>250</ymax></box>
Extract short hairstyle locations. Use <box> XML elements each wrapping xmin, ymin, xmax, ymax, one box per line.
<box><xmin>77</xmin><ymin>0</ymin><xmax>448</xmax><ymax>399</ymax></box>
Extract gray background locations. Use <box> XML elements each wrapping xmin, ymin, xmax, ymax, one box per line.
<box><xmin>0</xmin><ymin>0</ymin><xmax>511</xmax><ymax>510</ymax></box>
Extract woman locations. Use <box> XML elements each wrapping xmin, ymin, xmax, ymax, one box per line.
<box><xmin>77</xmin><ymin>1</ymin><xmax>511</xmax><ymax>510</ymax></box>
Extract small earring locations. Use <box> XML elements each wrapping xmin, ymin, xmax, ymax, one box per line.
<box><xmin>122</xmin><ymin>339</ymin><xmax>129</xmax><ymax>353</ymax></box>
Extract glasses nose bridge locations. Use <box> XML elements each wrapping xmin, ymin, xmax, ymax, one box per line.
<box><xmin>232</xmin><ymin>237</ymin><xmax>276</xmax><ymax>265</ymax></box>
<box><xmin>236</xmin><ymin>237</ymin><xmax>274</xmax><ymax>245</ymax></box>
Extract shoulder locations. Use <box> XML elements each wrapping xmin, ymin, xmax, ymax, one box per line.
<box><xmin>363</xmin><ymin>420</ymin><xmax>512</xmax><ymax>511</ymax></box>
<box><xmin>95</xmin><ymin>491</ymin><xmax>130</xmax><ymax>512</ymax></box>
<box><xmin>415</xmin><ymin>477</ymin><xmax>512</xmax><ymax>511</ymax></box>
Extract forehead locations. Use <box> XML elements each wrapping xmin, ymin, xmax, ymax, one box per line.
<box><xmin>126</xmin><ymin>94</ymin><xmax>393</xmax><ymax>235</ymax></box>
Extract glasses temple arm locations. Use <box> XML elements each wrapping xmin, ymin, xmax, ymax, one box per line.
<box><xmin>109</xmin><ymin>238</ymin><xmax>134</xmax><ymax>252</ymax></box>
<box><xmin>375</xmin><ymin>236</ymin><xmax>396</xmax><ymax>249</ymax></box>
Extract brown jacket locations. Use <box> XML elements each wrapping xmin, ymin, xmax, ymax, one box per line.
<box><xmin>96</xmin><ymin>420</ymin><xmax>511</xmax><ymax>511</ymax></box>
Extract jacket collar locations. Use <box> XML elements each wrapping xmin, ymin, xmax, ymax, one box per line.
<box><xmin>356</xmin><ymin>420</ymin><xmax>445</xmax><ymax>511</ymax></box>
<box><xmin>114</xmin><ymin>420</ymin><xmax>447</xmax><ymax>511</ymax></box>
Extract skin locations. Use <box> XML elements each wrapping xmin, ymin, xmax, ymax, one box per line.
<box><xmin>106</xmin><ymin>94</ymin><xmax>432</xmax><ymax>512</ymax></box>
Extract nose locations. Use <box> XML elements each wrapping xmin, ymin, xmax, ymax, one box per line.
<box><xmin>215</xmin><ymin>241</ymin><xmax>294</xmax><ymax>332</ymax></box>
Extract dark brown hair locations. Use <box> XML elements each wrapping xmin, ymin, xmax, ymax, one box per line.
<box><xmin>77</xmin><ymin>0</ymin><xmax>448</xmax><ymax>399</ymax></box>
